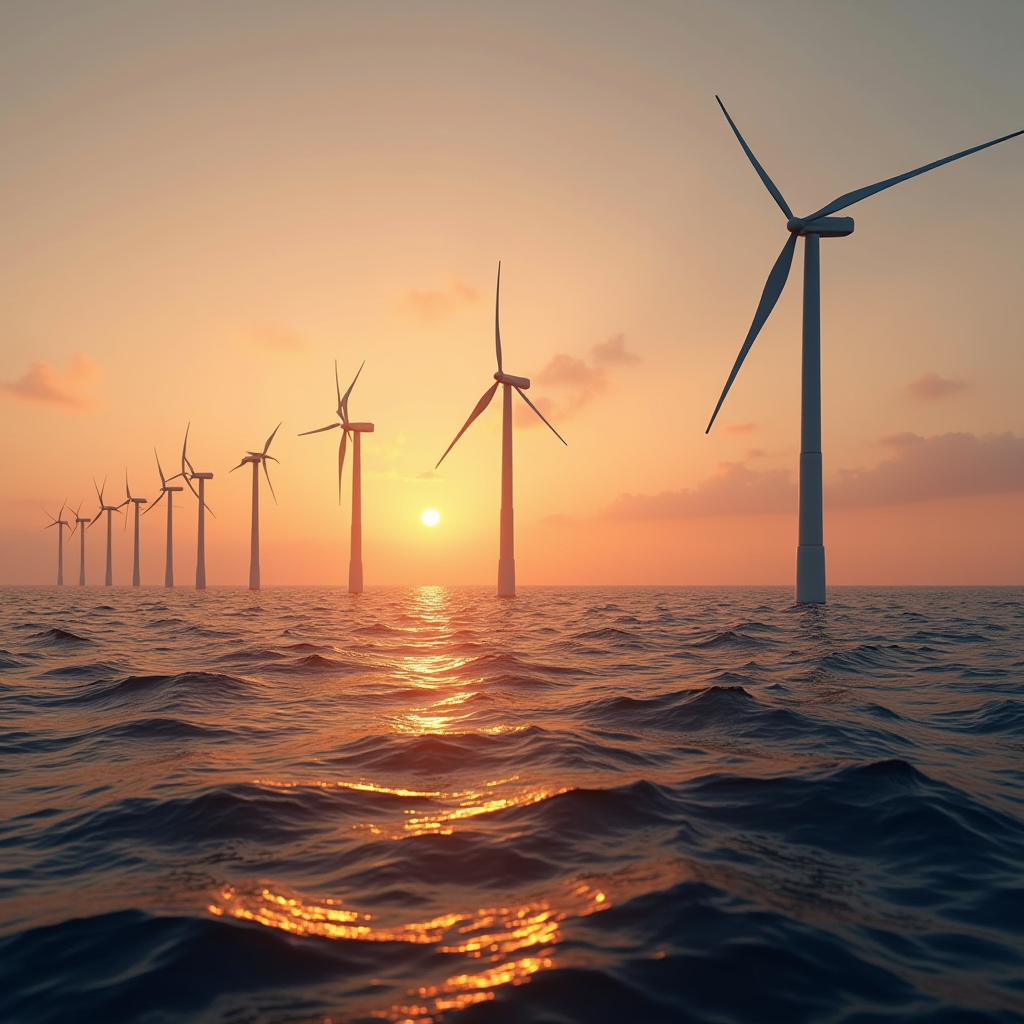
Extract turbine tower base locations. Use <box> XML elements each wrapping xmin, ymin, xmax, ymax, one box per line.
<box><xmin>796</xmin><ymin>545</ymin><xmax>826</xmax><ymax>604</ymax></box>
<box><xmin>497</xmin><ymin>558</ymin><xmax>516</xmax><ymax>597</ymax></box>
<box><xmin>349</xmin><ymin>560</ymin><xmax>363</xmax><ymax>595</ymax></box>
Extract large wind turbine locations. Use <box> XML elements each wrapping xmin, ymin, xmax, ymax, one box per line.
<box><xmin>144</xmin><ymin>451</ymin><xmax>183</xmax><ymax>588</ymax></box>
<box><xmin>231</xmin><ymin>424</ymin><xmax>281</xmax><ymax>591</ymax></box>
<box><xmin>181</xmin><ymin>424</ymin><xmax>215</xmax><ymax>590</ymax></box>
<box><xmin>436</xmin><ymin>263</ymin><xmax>566</xmax><ymax>597</ymax></box>
<box><xmin>300</xmin><ymin>362</ymin><xmax>374</xmax><ymax>595</ymax></box>
<box><xmin>706</xmin><ymin>98</ymin><xmax>1022</xmax><ymax>604</ymax></box>
<box><xmin>125</xmin><ymin>472</ymin><xmax>148</xmax><ymax>586</ymax></box>
<box><xmin>43</xmin><ymin>501</ymin><xmax>70</xmax><ymax>585</ymax></box>
<box><xmin>71</xmin><ymin>503</ymin><xmax>91</xmax><ymax>586</ymax></box>
<box><xmin>89</xmin><ymin>478</ymin><xmax>127</xmax><ymax>586</ymax></box>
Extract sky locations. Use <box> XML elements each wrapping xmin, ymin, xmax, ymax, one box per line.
<box><xmin>1</xmin><ymin>0</ymin><xmax>1022</xmax><ymax>586</ymax></box>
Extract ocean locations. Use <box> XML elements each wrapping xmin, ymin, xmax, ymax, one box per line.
<box><xmin>1</xmin><ymin>585</ymin><xmax>1021</xmax><ymax>1024</ymax></box>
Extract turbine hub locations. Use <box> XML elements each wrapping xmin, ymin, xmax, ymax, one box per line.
<box><xmin>494</xmin><ymin>371</ymin><xmax>531</xmax><ymax>389</ymax></box>
<box><xmin>788</xmin><ymin>216</ymin><xmax>855</xmax><ymax>237</ymax></box>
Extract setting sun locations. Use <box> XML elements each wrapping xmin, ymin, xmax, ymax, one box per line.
<box><xmin>421</xmin><ymin>509</ymin><xmax>441</xmax><ymax>527</ymax></box>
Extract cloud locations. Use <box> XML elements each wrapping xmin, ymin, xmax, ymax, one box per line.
<box><xmin>604</xmin><ymin>431</ymin><xmax>1024</xmax><ymax>520</ymax></box>
<box><xmin>0</xmin><ymin>352</ymin><xmax>101</xmax><ymax>411</ymax></box>
<box><xmin>241</xmin><ymin>325</ymin><xmax>308</xmax><ymax>354</ymax></box>
<box><xmin>516</xmin><ymin>334</ymin><xmax>640</xmax><ymax>428</ymax></box>
<box><xmin>402</xmin><ymin>275</ymin><xmax>480</xmax><ymax>323</ymax></box>
<box><xmin>724</xmin><ymin>422</ymin><xmax>757</xmax><ymax>435</ymax></box>
<box><xmin>906</xmin><ymin>372</ymin><xmax>970</xmax><ymax>400</ymax></box>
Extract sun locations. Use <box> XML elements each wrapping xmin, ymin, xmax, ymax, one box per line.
<box><xmin>421</xmin><ymin>508</ymin><xmax>441</xmax><ymax>527</ymax></box>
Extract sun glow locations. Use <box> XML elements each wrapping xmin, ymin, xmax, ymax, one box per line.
<box><xmin>421</xmin><ymin>508</ymin><xmax>441</xmax><ymax>527</ymax></box>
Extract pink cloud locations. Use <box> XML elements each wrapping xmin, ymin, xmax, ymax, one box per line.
<box><xmin>905</xmin><ymin>372</ymin><xmax>970</xmax><ymax>400</ymax></box>
<box><xmin>0</xmin><ymin>352</ymin><xmax>101</xmax><ymax>412</ymax></box>
<box><xmin>403</xmin><ymin>276</ymin><xmax>480</xmax><ymax>323</ymax></box>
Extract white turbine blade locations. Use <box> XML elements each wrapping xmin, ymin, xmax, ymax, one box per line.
<box><xmin>262</xmin><ymin>457</ymin><xmax>278</xmax><ymax>504</ymax></box>
<box><xmin>495</xmin><ymin>262</ymin><xmax>503</xmax><ymax>373</ymax></box>
<box><xmin>514</xmin><ymin>387</ymin><xmax>567</xmax><ymax>445</ymax></box>
<box><xmin>334</xmin><ymin>359</ymin><xmax>343</xmax><ymax>417</ymax></box>
<box><xmin>340</xmin><ymin>362</ymin><xmax>364</xmax><ymax>425</ymax></box>
<box><xmin>337</xmin><ymin>429</ymin><xmax>348</xmax><ymax>503</ymax></box>
<box><xmin>299</xmin><ymin>423</ymin><xmax>341</xmax><ymax>436</ymax></box>
<box><xmin>716</xmin><ymin>96</ymin><xmax>793</xmax><ymax>220</ymax></box>
<box><xmin>154</xmin><ymin>449</ymin><xmax>167</xmax><ymax>487</ymax></box>
<box><xmin>181</xmin><ymin>422</ymin><xmax>196</xmax><ymax>478</ymax></box>
<box><xmin>263</xmin><ymin>422</ymin><xmax>282</xmax><ymax>455</ymax></box>
<box><xmin>804</xmin><ymin>128</ymin><xmax>1024</xmax><ymax>223</ymax></box>
<box><xmin>706</xmin><ymin>232</ymin><xmax>798</xmax><ymax>433</ymax></box>
<box><xmin>435</xmin><ymin>382</ymin><xmax>500</xmax><ymax>469</ymax></box>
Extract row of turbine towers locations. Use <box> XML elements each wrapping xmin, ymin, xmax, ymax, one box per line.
<box><xmin>40</xmin><ymin>99</ymin><xmax>1023</xmax><ymax>602</ymax></box>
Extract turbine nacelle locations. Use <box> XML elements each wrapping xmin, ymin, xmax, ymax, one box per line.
<box><xmin>788</xmin><ymin>216</ymin><xmax>855</xmax><ymax>237</ymax></box>
<box><xmin>345</xmin><ymin>421</ymin><xmax>375</xmax><ymax>432</ymax></box>
<box><xmin>191</xmin><ymin>472</ymin><xmax>215</xmax><ymax>479</ymax></box>
<box><xmin>494</xmin><ymin>371</ymin><xmax>530</xmax><ymax>389</ymax></box>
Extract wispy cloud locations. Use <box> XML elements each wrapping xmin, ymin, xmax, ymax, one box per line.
<box><xmin>517</xmin><ymin>334</ymin><xmax>640</xmax><ymax>427</ymax></box>
<box><xmin>724</xmin><ymin>422</ymin><xmax>757</xmax><ymax>435</ymax></box>
<box><xmin>402</xmin><ymin>275</ymin><xmax>480</xmax><ymax>323</ymax></box>
<box><xmin>240</xmin><ymin>325</ymin><xmax>308</xmax><ymax>355</ymax></box>
<box><xmin>604</xmin><ymin>432</ymin><xmax>1024</xmax><ymax>520</ymax></box>
<box><xmin>0</xmin><ymin>352</ymin><xmax>101</xmax><ymax>412</ymax></box>
<box><xmin>905</xmin><ymin>372</ymin><xmax>970</xmax><ymax>400</ymax></box>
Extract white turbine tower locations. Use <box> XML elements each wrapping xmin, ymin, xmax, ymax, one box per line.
<box><xmin>181</xmin><ymin>424</ymin><xmax>215</xmax><ymax>590</ymax></box>
<box><xmin>144</xmin><ymin>451</ymin><xmax>184</xmax><ymax>588</ymax></box>
<box><xmin>436</xmin><ymin>263</ymin><xmax>566</xmax><ymax>597</ymax></box>
<box><xmin>71</xmin><ymin>503</ymin><xmax>91</xmax><ymax>586</ymax></box>
<box><xmin>43</xmin><ymin>501</ymin><xmax>70</xmax><ymax>585</ymax></box>
<box><xmin>706</xmin><ymin>97</ymin><xmax>1023</xmax><ymax>604</ymax></box>
<box><xmin>125</xmin><ymin>472</ymin><xmax>148</xmax><ymax>587</ymax></box>
<box><xmin>89</xmin><ymin>478</ymin><xmax>127</xmax><ymax>586</ymax></box>
<box><xmin>300</xmin><ymin>362</ymin><xmax>374</xmax><ymax>595</ymax></box>
<box><xmin>231</xmin><ymin>424</ymin><xmax>281</xmax><ymax>591</ymax></box>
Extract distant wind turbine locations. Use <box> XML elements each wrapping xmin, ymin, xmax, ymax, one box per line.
<box><xmin>436</xmin><ymin>263</ymin><xmax>566</xmax><ymax>597</ymax></box>
<box><xmin>181</xmin><ymin>424</ymin><xmax>215</xmax><ymax>590</ymax></box>
<box><xmin>300</xmin><ymin>362</ymin><xmax>374</xmax><ymax>595</ymax></box>
<box><xmin>71</xmin><ymin>503</ymin><xmax>91</xmax><ymax>586</ymax></box>
<box><xmin>89</xmin><ymin>477</ymin><xmax>127</xmax><ymax>586</ymax></box>
<box><xmin>42</xmin><ymin>501</ymin><xmax>70</xmax><ymax>585</ymax></box>
<box><xmin>706</xmin><ymin>97</ymin><xmax>1023</xmax><ymax>604</ymax></box>
<box><xmin>144</xmin><ymin>451</ymin><xmax>184</xmax><ymax>588</ymax></box>
<box><xmin>125</xmin><ymin>472</ymin><xmax>148</xmax><ymax>587</ymax></box>
<box><xmin>231</xmin><ymin>424</ymin><xmax>281</xmax><ymax>591</ymax></box>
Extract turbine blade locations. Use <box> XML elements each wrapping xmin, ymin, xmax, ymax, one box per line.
<box><xmin>229</xmin><ymin>458</ymin><xmax>248</xmax><ymax>473</ymax></box>
<box><xmin>804</xmin><ymin>128</ymin><xmax>1024</xmax><ymax>222</ymax></box>
<box><xmin>154</xmin><ymin>449</ymin><xmax>166</xmax><ymax>487</ymax></box>
<box><xmin>183</xmin><ymin>472</ymin><xmax>201</xmax><ymax>502</ymax></box>
<box><xmin>144</xmin><ymin>490</ymin><xmax>167</xmax><ymax>514</ymax></box>
<box><xmin>298</xmin><ymin>423</ymin><xmax>341</xmax><ymax>436</ymax></box>
<box><xmin>59</xmin><ymin>499</ymin><xmax>67</xmax><ymax>520</ymax></box>
<box><xmin>514</xmin><ymin>386</ymin><xmax>567</xmax><ymax>445</ymax></box>
<box><xmin>263</xmin><ymin>422</ymin><xmax>282</xmax><ymax>455</ymax></box>
<box><xmin>716</xmin><ymin>96</ymin><xmax>793</xmax><ymax>219</ymax></box>
<box><xmin>335</xmin><ymin>359</ymin><xmax>343</xmax><ymax>416</ymax></box>
<box><xmin>435</xmin><ymin>382</ymin><xmax>499</xmax><ymax>469</ymax></box>
<box><xmin>706</xmin><ymin>232</ymin><xmax>798</xmax><ymax>433</ymax></box>
<box><xmin>337</xmin><ymin>430</ymin><xmax>348</xmax><ymax>504</ymax></box>
<box><xmin>125</xmin><ymin>469</ymin><xmax>133</xmax><ymax>502</ymax></box>
<box><xmin>181</xmin><ymin>422</ymin><xmax>190</xmax><ymax>478</ymax></box>
<box><xmin>93</xmin><ymin>476</ymin><xmax>102</xmax><ymax>502</ymax></box>
<box><xmin>495</xmin><ymin>262</ymin><xmax>503</xmax><ymax>373</ymax></box>
<box><xmin>340</xmin><ymin>363</ymin><xmax>364</xmax><ymax>425</ymax></box>
<box><xmin>262</xmin><ymin>458</ymin><xmax>278</xmax><ymax>504</ymax></box>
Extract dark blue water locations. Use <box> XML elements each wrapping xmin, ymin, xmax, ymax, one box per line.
<box><xmin>1</xmin><ymin>586</ymin><xmax>1022</xmax><ymax>1023</ymax></box>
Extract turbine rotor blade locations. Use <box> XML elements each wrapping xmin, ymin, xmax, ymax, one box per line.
<box><xmin>262</xmin><ymin>458</ymin><xmax>278</xmax><ymax>504</ymax></box>
<box><xmin>144</xmin><ymin>490</ymin><xmax>167</xmax><ymax>514</ymax></box>
<box><xmin>335</xmin><ymin>359</ymin><xmax>343</xmax><ymax>416</ymax></box>
<box><xmin>435</xmin><ymin>382</ymin><xmax>500</xmax><ymax>469</ymax></box>
<box><xmin>802</xmin><ymin>128</ymin><xmax>1024</xmax><ymax>223</ymax></box>
<box><xmin>299</xmin><ymin>423</ymin><xmax>341</xmax><ymax>436</ymax></box>
<box><xmin>340</xmin><ymin>363</ymin><xmax>364</xmax><ymax>425</ymax></box>
<box><xmin>181</xmin><ymin>423</ymin><xmax>190</xmax><ymax>478</ymax></box>
<box><xmin>514</xmin><ymin>387</ymin><xmax>567</xmax><ymax>445</ymax></box>
<box><xmin>716</xmin><ymin>96</ymin><xmax>793</xmax><ymax>219</ymax></box>
<box><xmin>229</xmin><ymin>458</ymin><xmax>248</xmax><ymax>473</ymax></box>
<box><xmin>706</xmin><ymin>232</ymin><xmax>798</xmax><ymax>433</ymax></box>
<box><xmin>495</xmin><ymin>262</ymin><xmax>503</xmax><ymax>373</ymax></box>
<box><xmin>263</xmin><ymin>422</ymin><xmax>282</xmax><ymax>455</ymax></box>
<box><xmin>338</xmin><ymin>430</ymin><xmax>348</xmax><ymax>503</ymax></box>
<box><xmin>154</xmin><ymin>449</ymin><xmax>166</xmax><ymax>487</ymax></box>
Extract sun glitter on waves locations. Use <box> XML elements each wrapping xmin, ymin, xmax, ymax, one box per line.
<box><xmin>420</xmin><ymin>508</ymin><xmax>441</xmax><ymax>527</ymax></box>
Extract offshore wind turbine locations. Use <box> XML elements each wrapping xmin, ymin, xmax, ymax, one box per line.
<box><xmin>181</xmin><ymin>424</ymin><xmax>215</xmax><ymax>590</ymax></box>
<box><xmin>144</xmin><ymin>451</ymin><xmax>184</xmax><ymax>588</ymax></box>
<box><xmin>436</xmin><ymin>263</ymin><xmax>566</xmax><ymax>597</ymax></box>
<box><xmin>89</xmin><ymin>478</ymin><xmax>127</xmax><ymax>586</ymax></box>
<box><xmin>300</xmin><ymin>362</ymin><xmax>374</xmax><ymax>595</ymax></box>
<box><xmin>125</xmin><ymin>472</ymin><xmax>148</xmax><ymax>587</ymax></box>
<box><xmin>71</xmin><ymin>503</ymin><xmax>91</xmax><ymax>586</ymax></box>
<box><xmin>706</xmin><ymin>97</ymin><xmax>1023</xmax><ymax>605</ymax></box>
<box><xmin>42</xmin><ymin>501</ymin><xmax>70</xmax><ymax>585</ymax></box>
<box><xmin>231</xmin><ymin>424</ymin><xmax>281</xmax><ymax>591</ymax></box>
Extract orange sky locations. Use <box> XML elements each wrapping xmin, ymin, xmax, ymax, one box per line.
<box><xmin>1</xmin><ymin>2</ymin><xmax>1022</xmax><ymax>586</ymax></box>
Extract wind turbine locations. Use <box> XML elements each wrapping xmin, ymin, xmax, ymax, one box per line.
<box><xmin>125</xmin><ymin>472</ymin><xmax>148</xmax><ymax>586</ymax></box>
<box><xmin>71</xmin><ymin>503</ymin><xmax>91</xmax><ymax>586</ymax></box>
<box><xmin>706</xmin><ymin>97</ymin><xmax>1023</xmax><ymax>605</ymax></box>
<box><xmin>89</xmin><ymin>477</ymin><xmax>127</xmax><ymax>586</ymax></box>
<box><xmin>231</xmin><ymin>424</ymin><xmax>281</xmax><ymax>591</ymax></box>
<box><xmin>436</xmin><ymin>263</ymin><xmax>566</xmax><ymax>597</ymax></box>
<box><xmin>144</xmin><ymin>451</ymin><xmax>183</xmax><ymax>588</ymax></box>
<box><xmin>181</xmin><ymin>424</ymin><xmax>215</xmax><ymax>590</ymax></box>
<box><xmin>300</xmin><ymin>362</ymin><xmax>374</xmax><ymax>595</ymax></box>
<box><xmin>42</xmin><ymin>501</ymin><xmax>70</xmax><ymax>585</ymax></box>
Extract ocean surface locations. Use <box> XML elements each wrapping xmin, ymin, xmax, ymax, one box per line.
<box><xmin>1</xmin><ymin>585</ymin><xmax>1021</xmax><ymax>1024</ymax></box>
